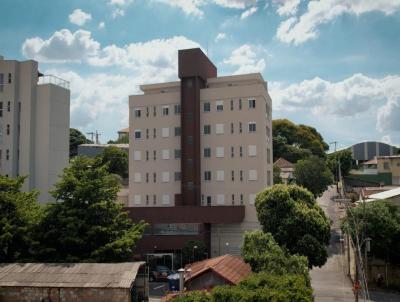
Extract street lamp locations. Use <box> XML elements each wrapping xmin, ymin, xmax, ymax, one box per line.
<box><xmin>225</xmin><ymin>242</ymin><xmax>229</xmax><ymax>254</ymax></box>
<box><xmin>192</xmin><ymin>245</ymin><xmax>198</xmax><ymax>262</ymax></box>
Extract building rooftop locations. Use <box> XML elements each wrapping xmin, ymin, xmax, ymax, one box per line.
<box><xmin>376</xmin><ymin>155</ymin><xmax>400</xmax><ymax>159</ymax></box>
<box><xmin>38</xmin><ymin>74</ymin><xmax>70</xmax><ymax>90</ymax></box>
<box><xmin>0</xmin><ymin>262</ymin><xmax>145</xmax><ymax>288</ymax></box>
<box><xmin>185</xmin><ymin>254</ymin><xmax>251</xmax><ymax>285</ymax></box>
<box><xmin>79</xmin><ymin>143</ymin><xmax>129</xmax><ymax>149</ymax></box>
<box><xmin>368</xmin><ymin>187</ymin><xmax>400</xmax><ymax>200</ymax></box>
<box><xmin>118</xmin><ymin>127</ymin><xmax>129</xmax><ymax>133</ymax></box>
<box><xmin>274</xmin><ymin>158</ymin><xmax>294</xmax><ymax>169</ymax></box>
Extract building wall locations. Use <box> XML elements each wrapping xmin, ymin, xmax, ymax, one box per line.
<box><xmin>377</xmin><ymin>157</ymin><xmax>400</xmax><ymax>185</ymax></box>
<box><xmin>0</xmin><ymin>287</ymin><xmax>130</xmax><ymax>302</ymax></box>
<box><xmin>186</xmin><ymin>271</ymin><xmax>229</xmax><ymax>291</ymax></box>
<box><xmin>350</xmin><ymin>142</ymin><xmax>398</xmax><ymax>162</ymax></box>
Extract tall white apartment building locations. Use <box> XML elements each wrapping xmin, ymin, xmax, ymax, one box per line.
<box><xmin>0</xmin><ymin>56</ymin><xmax>70</xmax><ymax>202</ymax></box>
<box><xmin>127</xmin><ymin>49</ymin><xmax>272</xmax><ymax>258</ymax></box>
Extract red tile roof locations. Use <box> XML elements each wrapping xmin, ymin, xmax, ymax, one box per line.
<box><xmin>274</xmin><ymin>157</ymin><xmax>294</xmax><ymax>169</ymax></box>
<box><xmin>185</xmin><ymin>254</ymin><xmax>251</xmax><ymax>285</ymax></box>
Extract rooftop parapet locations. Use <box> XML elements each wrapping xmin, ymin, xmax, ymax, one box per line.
<box><xmin>38</xmin><ymin>74</ymin><xmax>70</xmax><ymax>90</ymax></box>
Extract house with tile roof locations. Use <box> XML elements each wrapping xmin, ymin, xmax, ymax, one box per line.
<box><xmin>274</xmin><ymin>157</ymin><xmax>295</xmax><ymax>184</ymax></box>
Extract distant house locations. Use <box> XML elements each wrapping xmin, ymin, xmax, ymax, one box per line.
<box><xmin>184</xmin><ymin>254</ymin><xmax>252</xmax><ymax>291</ymax></box>
<box><xmin>77</xmin><ymin>143</ymin><xmax>129</xmax><ymax>158</ymax></box>
<box><xmin>274</xmin><ymin>158</ymin><xmax>295</xmax><ymax>184</ymax></box>
<box><xmin>118</xmin><ymin>127</ymin><xmax>129</xmax><ymax>140</ymax></box>
<box><xmin>362</xmin><ymin>187</ymin><xmax>400</xmax><ymax>206</ymax></box>
<box><xmin>0</xmin><ymin>262</ymin><xmax>148</xmax><ymax>302</ymax></box>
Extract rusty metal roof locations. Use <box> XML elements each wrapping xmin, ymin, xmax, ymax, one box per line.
<box><xmin>0</xmin><ymin>262</ymin><xmax>144</xmax><ymax>289</ymax></box>
<box><xmin>274</xmin><ymin>157</ymin><xmax>294</xmax><ymax>169</ymax></box>
<box><xmin>185</xmin><ymin>254</ymin><xmax>251</xmax><ymax>285</ymax></box>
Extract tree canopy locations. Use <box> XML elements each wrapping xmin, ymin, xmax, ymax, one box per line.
<box><xmin>294</xmin><ymin>156</ymin><xmax>333</xmax><ymax>197</ymax></box>
<box><xmin>0</xmin><ymin>176</ymin><xmax>42</xmax><ymax>262</ymax></box>
<box><xmin>255</xmin><ymin>185</ymin><xmax>331</xmax><ymax>268</ymax></box>
<box><xmin>69</xmin><ymin>128</ymin><xmax>92</xmax><ymax>157</ymax></box>
<box><xmin>342</xmin><ymin>200</ymin><xmax>400</xmax><ymax>264</ymax></box>
<box><xmin>273</xmin><ymin>119</ymin><xmax>329</xmax><ymax>163</ymax></box>
<box><xmin>96</xmin><ymin>146</ymin><xmax>128</xmax><ymax>179</ymax></box>
<box><xmin>326</xmin><ymin>149</ymin><xmax>354</xmax><ymax>179</ymax></box>
<box><xmin>35</xmin><ymin>156</ymin><xmax>146</xmax><ymax>262</ymax></box>
<box><xmin>182</xmin><ymin>240</ymin><xmax>208</xmax><ymax>265</ymax></box>
<box><xmin>108</xmin><ymin>135</ymin><xmax>129</xmax><ymax>144</ymax></box>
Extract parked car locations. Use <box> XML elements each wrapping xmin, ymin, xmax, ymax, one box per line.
<box><xmin>150</xmin><ymin>265</ymin><xmax>172</xmax><ymax>282</ymax></box>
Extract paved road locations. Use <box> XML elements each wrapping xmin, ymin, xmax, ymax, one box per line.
<box><xmin>310</xmin><ymin>186</ymin><xmax>355</xmax><ymax>302</ymax></box>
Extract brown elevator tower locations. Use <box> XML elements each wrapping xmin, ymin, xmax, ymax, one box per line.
<box><xmin>178</xmin><ymin>49</ymin><xmax>217</xmax><ymax>206</ymax></box>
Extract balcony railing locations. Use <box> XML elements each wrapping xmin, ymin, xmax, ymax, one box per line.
<box><xmin>38</xmin><ymin>75</ymin><xmax>70</xmax><ymax>90</ymax></box>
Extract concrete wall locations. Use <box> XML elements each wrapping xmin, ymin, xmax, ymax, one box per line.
<box><xmin>0</xmin><ymin>287</ymin><xmax>130</xmax><ymax>302</ymax></box>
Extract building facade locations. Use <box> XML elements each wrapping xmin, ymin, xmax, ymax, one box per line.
<box><xmin>128</xmin><ymin>48</ymin><xmax>272</xmax><ymax>258</ymax></box>
<box><xmin>348</xmin><ymin>141</ymin><xmax>398</xmax><ymax>164</ymax></box>
<box><xmin>0</xmin><ymin>56</ymin><xmax>70</xmax><ymax>202</ymax></box>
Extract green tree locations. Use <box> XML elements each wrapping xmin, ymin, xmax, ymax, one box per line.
<box><xmin>326</xmin><ymin>149</ymin><xmax>354</xmax><ymax>179</ymax></box>
<box><xmin>108</xmin><ymin>135</ymin><xmax>129</xmax><ymax>144</ymax></box>
<box><xmin>0</xmin><ymin>176</ymin><xmax>42</xmax><ymax>262</ymax></box>
<box><xmin>241</xmin><ymin>230</ymin><xmax>308</xmax><ymax>277</ymax></box>
<box><xmin>273</xmin><ymin>165</ymin><xmax>283</xmax><ymax>184</ymax></box>
<box><xmin>273</xmin><ymin>119</ymin><xmax>328</xmax><ymax>162</ymax></box>
<box><xmin>182</xmin><ymin>240</ymin><xmax>208</xmax><ymax>265</ymax></box>
<box><xmin>35</xmin><ymin>156</ymin><xmax>146</xmax><ymax>262</ymax></box>
<box><xmin>294</xmin><ymin>156</ymin><xmax>333</xmax><ymax>197</ymax></box>
<box><xmin>255</xmin><ymin>185</ymin><xmax>331</xmax><ymax>268</ymax></box>
<box><xmin>342</xmin><ymin>200</ymin><xmax>400</xmax><ymax>263</ymax></box>
<box><xmin>96</xmin><ymin>146</ymin><xmax>128</xmax><ymax>179</ymax></box>
<box><xmin>69</xmin><ymin>128</ymin><xmax>92</xmax><ymax>157</ymax></box>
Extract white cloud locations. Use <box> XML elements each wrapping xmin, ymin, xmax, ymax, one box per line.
<box><xmin>22</xmin><ymin>29</ymin><xmax>100</xmax><ymax>62</ymax></box>
<box><xmin>108</xmin><ymin>0</ymin><xmax>133</xmax><ymax>5</ymax></box>
<box><xmin>213</xmin><ymin>0</ymin><xmax>257</xmax><ymax>9</ymax></box>
<box><xmin>276</xmin><ymin>0</ymin><xmax>400</xmax><ymax>45</ymax></box>
<box><xmin>270</xmin><ymin>74</ymin><xmax>400</xmax><ymax>133</ymax></box>
<box><xmin>69</xmin><ymin>9</ymin><xmax>92</xmax><ymax>26</ymax></box>
<box><xmin>112</xmin><ymin>8</ymin><xmax>125</xmax><ymax>18</ymax></box>
<box><xmin>153</xmin><ymin>0</ymin><xmax>206</xmax><ymax>17</ymax></box>
<box><xmin>108</xmin><ymin>0</ymin><xmax>134</xmax><ymax>18</ymax></box>
<box><xmin>223</xmin><ymin>44</ymin><xmax>266</xmax><ymax>75</ymax></box>
<box><xmin>276</xmin><ymin>0</ymin><xmax>301</xmax><ymax>16</ymax></box>
<box><xmin>98</xmin><ymin>22</ymin><xmax>105</xmax><ymax>29</ymax></box>
<box><xmin>241</xmin><ymin>6</ymin><xmax>258</xmax><ymax>19</ymax></box>
<box><xmin>215</xmin><ymin>32</ymin><xmax>227</xmax><ymax>42</ymax></box>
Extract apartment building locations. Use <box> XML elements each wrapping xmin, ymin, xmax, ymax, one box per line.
<box><xmin>127</xmin><ymin>48</ymin><xmax>272</xmax><ymax>258</ymax></box>
<box><xmin>0</xmin><ymin>56</ymin><xmax>70</xmax><ymax>202</ymax></box>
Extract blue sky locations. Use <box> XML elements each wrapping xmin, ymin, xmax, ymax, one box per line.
<box><xmin>1</xmin><ymin>0</ymin><xmax>400</xmax><ymax>149</ymax></box>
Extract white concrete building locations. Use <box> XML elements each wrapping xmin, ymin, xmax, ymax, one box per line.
<box><xmin>0</xmin><ymin>56</ymin><xmax>70</xmax><ymax>202</ymax></box>
<box><xmin>127</xmin><ymin>49</ymin><xmax>272</xmax><ymax>257</ymax></box>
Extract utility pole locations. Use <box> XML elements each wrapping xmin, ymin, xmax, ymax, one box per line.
<box><xmin>87</xmin><ymin>130</ymin><xmax>101</xmax><ymax>144</ymax></box>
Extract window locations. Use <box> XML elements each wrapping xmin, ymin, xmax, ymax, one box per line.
<box><xmin>248</xmin><ymin>145</ymin><xmax>257</xmax><ymax>157</ymax></box>
<box><xmin>207</xmin><ymin>196</ymin><xmax>212</xmax><ymax>206</ymax></box>
<box><xmin>134</xmin><ymin>130</ymin><xmax>141</xmax><ymax>139</ymax></box>
<box><xmin>204</xmin><ymin>171</ymin><xmax>211</xmax><ymax>181</ymax></box>
<box><xmin>216</xmin><ymin>123</ymin><xmax>224</xmax><ymax>134</ymax></box>
<box><xmin>248</xmin><ymin>122</ymin><xmax>256</xmax><ymax>132</ymax></box>
<box><xmin>7</xmin><ymin>101</ymin><xmax>10</xmax><ymax>112</ymax></box>
<box><xmin>8</xmin><ymin>73</ymin><xmax>11</xmax><ymax>84</ymax></box>
<box><xmin>187</xmin><ymin>136</ymin><xmax>193</xmax><ymax>145</ymax></box>
<box><xmin>153</xmin><ymin>172</ymin><xmax>157</xmax><ymax>183</ymax></box>
<box><xmin>153</xmin><ymin>150</ymin><xmax>157</xmax><ymax>160</ymax></box>
<box><xmin>249</xmin><ymin>169</ymin><xmax>258</xmax><ymax>181</ymax></box>
<box><xmin>187</xmin><ymin>181</ymin><xmax>194</xmax><ymax>190</ymax></box>
<box><xmin>239</xmin><ymin>122</ymin><xmax>242</xmax><ymax>133</ymax></box>
<box><xmin>162</xmin><ymin>194</ymin><xmax>170</xmax><ymax>205</ymax></box>
<box><xmin>174</xmin><ymin>127</ymin><xmax>181</xmax><ymax>136</ymax></box>
<box><xmin>174</xmin><ymin>172</ymin><xmax>181</xmax><ymax>181</ymax></box>
<box><xmin>134</xmin><ymin>195</ymin><xmax>141</xmax><ymax>205</ymax></box>
<box><xmin>162</xmin><ymin>172</ymin><xmax>170</xmax><ymax>182</ymax></box>
<box><xmin>203</xmin><ymin>124</ymin><xmax>211</xmax><ymax>135</ymax></box>
<box><xmin>0</xmin><ymin>101</ymin><xmax>2</xmax><ymax>117</ymax></box>
<box><xmin>239</xmin><ymin>98</ymin><xmax>242</xmax><ymax>110</ymax></box>
<box><xmin>267</xmin><ymin>148</ymin><xmax>271</xmax><ymax>164</ymax></box>
<box><xmin>240</xmin><ymin>170</ymin><xmax>243</xmax><ymax>181</ymax></box>
<box><xmin>216</xmin><ymin>100</ymin><xmax>223</xmax><ymax>111</ymax></box>
<box><xmin>0</xmin><ymin>74</ymin><xmax>3</xmax><ymax>92</ymax></box>
<box><xmin>231</xmin><ymin>146</ymin><xmax>234</xmax><ymax>158</ymax></box>
<box><xmin>217</xmin><ymin>194</ymin><xmax>225</xmax><ymax>205</ymax></box>
<box><xmin>240</xmin><ymin>194</ymin><xmax>244</xmax><ymax>205</ymax></box>
<box><xmin>146</xmin><ymin>173</ymin><xmax>149</xmax><ymax>183</ymax></box>
<box><xmin>267</xmin><ymin>170</ymin><xmax>271</xmax><ymax>186</ymax></box>
<box><xmin>230</xmin><ymin>99</ymin><xmax>234</xmax><ymax>111</ymax></box>
<box><xmin>153</xmin><ymin>128</ymin><xmax>156</xmax><ymax>138</ymax></box>
<box><xmin>249</xmin><ymin>194</ymin><xmax>256</xmax><ymax>205</ymax></box>
<box><xmin>146</xmin><ymin>151</ymin><xmax>149</xmax><ymax>161</ymax></box>
<box><xmin>187</xmin><ymin>158</ymin><xmax>193</xmax><ymax>167</ymax></box>
<box><xmin>216</xmin><ymin>170</ymin><xmax>224</xmax><ymax>181</ymax></box>
<box><xmin>162</xmin><ymin>127</ymin><xmax>169</xmax><ymax>137</ymax></box>
<box><xmin>162</xmin><ymin>106</ymin><xmax>169</xmax><ymax>116</ymax></box>
<box><xmin>6</xmin><ymin>124</ymin><xmax>9</xmax><ymax>135</ymax></box>
<box><xmin>134</xmin><ymin>108</ymin><xmax>141</xmax><ymax>118</ymax></box>
<box><xmin>174</xmin><ymin>104</ymin><xmax>181</xmax><ymax>114</ymax></box>
<box><xmin>204</xmin><ymin>147</ymin><xmax>211</xmax><ymax>158</ymax></box>
<box><xmin>134</xmin><ymin>173</ymin><xmax>141</xmax><ymax>183</ymax></box>
<box><xmin>146</xmin><ymin>195</ymin><xmax>149</xmax><ymax>205</ymax></box>
<box><xmin>162</xmin><ymin>149</ymin><xmax>170</xmax><ymax>160</ymax></box>
<box><xmin>133</xmin><ymin>150</ymin><xmax>141</xmax><ymax>160</ymax></box>
<box><xmin>232</xmin><ymin>194</ymin><xmax>235</xmax><ymax>205</ymax></box>
<box><xmin>383</xmin><ymin>162</ymin><xmax>390</xmax><ymax>170</ymax></box>
<box><xmin>153</xmin><ymin>106</ymin><xmax>157</xmax><ymax>116</ymax></box>
<box><xmin>187</xmin><ymin>112</ymin><xmax>193</xmax><ymax>121</ymax></box>
<box><xmin>175</xmin><ymin>149</ymin><xmax>181</xmax><ymax>159</ymax></box>
<box><xmin>6</xmin><ymin>149</ymin><xmax>9</xmax><ymax>160</ymax></box>
<box><xmin>230</xmin><ymin>123</ymin><xmax>234</xmax><ymax>134</ymax></box>
<box><xmin>146</xmin><ymin>107</ymin><xmax>149</xmax><ymax>117</ymax></box>
<box><xmin>153</xmin><ymin>195</ymin><xmax>157</xmax><ymax>205</ymax></box>
<box><xmin>204</xmin><ymin>102</ymin><xmax>210</xmax><ymax>112</ymax></box>
<box><xmin>266</xmin><ymin>126</ymin><xmax>270</xmax><ymax>139</ymax></box>
<box><xmin>216</xmin><ymin>147</ymin><xmax>224</xmax><ymax>158</ymax></box>
<box><xmin>146</xmin><ymin>129</ymin><xmax>149</xmax><ymax>139</ymax></box>
<box><xmin>231</xmin><ymin>170</ymin><xmax>235</xmax><ymax>182</ymax></box>
<box><xmin>248</xmin><ymin>99</ymin><xmax>256</xmax><ymax>109</ymax></box>
<box><xmin>240</xmin><ymin>146</ymin><xmax>243</xmax><ymax>157</ymax></box>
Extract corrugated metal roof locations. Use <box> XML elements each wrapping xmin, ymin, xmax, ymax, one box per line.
<box><xmin>185</xmin><ymin>254</ymin><xmax>251</xmax><ymax>285</ymax></box>
<box><xmin>368</xmin><ymin>187</ymin><xmax>400</xmax><ymax>200</ymax></box>
<box><xmin>0</xmin><ymin>262</ymin><xmax>144</xmax><ymax>289</ymax></box>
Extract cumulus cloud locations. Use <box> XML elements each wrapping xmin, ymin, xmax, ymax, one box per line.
<box><xmin>241</xmin><ymin>6</ymin><xmax>258</xmax><ymax>19</ymax></box>
<box><xmin>98</xmin><ymin>22</ymin><xmax>105</xmax><ymax>29</ymax></box>
<box><xmin>276</xmin><ymin>0</ymin><xmax>400</xmax><ymax>45</ymax></box>
<box><xmin>213</xmin><ymin>0</ymin><xmax>257</xmax><ymax>9</ymax></box>
<box><xmin>22</xmin><ymin>29</ymin><xmax>100</xmax><ymax>62</ymax></box>
<box><xmin>223</xmin><ymin>44</ymin><xmax>266</xmax><ymax>74</ymax></box>
<box><xmin>276</xmin><ymin>0</ymin><xmax>301</xmax><ymax>16</ymax></box>
<box><xmin>215</xmin><ymin>32</ymin><xmax>227</xmax><ymax>42</ymax></box>
<box><xmin>108</xmin><ymin>0</ymin><xmax>134</xmax><ymax>18</ymax></box>
<box><xmin>69</xmin><ymin>9</ymin><xmax>92</xmax><ymax>26</ymax></box>
<box><xmin>270</xmin><ymin>74</ymin><xmax>400</xmax><ymax>133</ymax></box>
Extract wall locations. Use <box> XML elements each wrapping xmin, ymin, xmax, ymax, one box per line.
<box><xmin>0</xmin><ymin>287</ymin><xmax>129</xmax><ymax>302</ymax></box>
<box><xmin>186</xmin><ymin>271</ymin><xmax>229</xmax><ymax>291</ymax></box>
<box><xmin>367</xmin><ymin>259</ymin><xmax>400</xmax><ymax>289</ymax></box>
